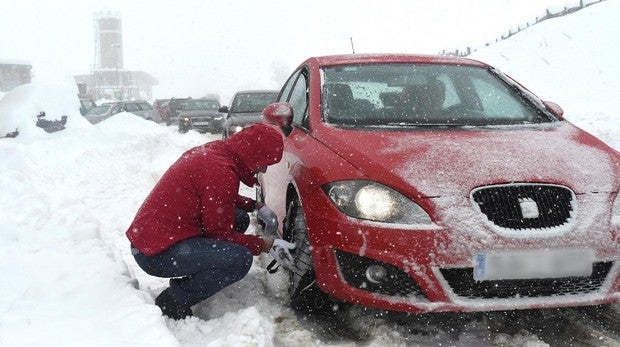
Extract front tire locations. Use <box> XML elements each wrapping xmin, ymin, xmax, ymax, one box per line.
<box><xmin>285</xmin><ymin>197</ymin><xmax>337</xmax><ymax>314</ymax></box>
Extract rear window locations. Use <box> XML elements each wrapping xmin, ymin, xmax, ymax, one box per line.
<box><xmin>137</xmin><ymin>102</ymin><xmax>152</xmax><ymax>110</ymax></box>
<box><xmin>231</xmin><ymin>92</ymin><xmax>278</xmax><ymax>113</ymax></box>
<box><xmin>86</xmin><ymin>104</ymin><xmax>112</xmax><ymax>116</ymax></box>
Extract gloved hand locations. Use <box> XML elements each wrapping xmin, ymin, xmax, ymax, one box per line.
<box><xmin>269</xmin><ymin>239</ymin><xmax>296</xmax><ymax>270</ymax></box>
<box><xmin>257</xmin><ymin>205</ymin><xmax>278</xmax><ymax>234</ymax></box>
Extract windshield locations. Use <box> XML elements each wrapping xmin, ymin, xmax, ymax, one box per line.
<box><xmin>86</xmin><ymin>104</ymin><xmax>113</xmax><ymax>116</ymax></box>
<box><xmin>231</xmin><ymin>92</ymin><xmax>278</xmax><ymax>113</ymax></box>
<box><xmin>321</xmin><ymin>64</ymin><xmax>554</xmax><ymax>127</ymax></box>
<box><xmin>183</xmin><ymin>100</ymin><xmax>220</xmax><ymax>111</ymax></box>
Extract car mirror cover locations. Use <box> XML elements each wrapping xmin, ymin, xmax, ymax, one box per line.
<box><xmin>262</xmin><ymin>102</ymin><xmax>293</xmax><ymax>128</ymax></box>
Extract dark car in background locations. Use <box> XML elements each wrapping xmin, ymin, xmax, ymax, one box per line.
<box><xmin>79</xmin><ymin>98</ymin><xmax>97</xmax><ymax>116</ymax></box>
<box><xmin>163</xmin><ymin>97</ymin><xmax>191</xmax><ymax>125</ymax></box>
<box><xmin>220</xmin><ymin>90</ymin><xmax>279</xmax><ymax>138</ymax></box>
<box><xmin>177</xmin><ymin>98</ymin><xmax>223</xmax><ymax>134</ymax></box>
<box><xmin>84</xmin><ymin>100</ymin><xmax>156</xmax><ymax>124</ymax></box>
<box><xmin>258</xmin><ymin>54</ymin><xmax>620</xmax><ymax>315</ymax></box>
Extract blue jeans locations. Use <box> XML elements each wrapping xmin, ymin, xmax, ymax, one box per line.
<box><xmin>131</xmin><ymin>208</ymin><xmax>253</xmax><ymax>307</ymax></box>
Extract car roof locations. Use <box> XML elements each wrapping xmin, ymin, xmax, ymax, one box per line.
<box><xmin>234</xmin><ymin>90</ymin><xmax>279</xmax><ymax>95</ymax></box>
<box><xmin>303</xmin><ymin>54</ymin><xmax>488</xmax><ymax>68</ymax></box>
<box><xmin>100</xmin><ymin>101</ymin><xmax>148</xmax><ymax>105</ymax></box>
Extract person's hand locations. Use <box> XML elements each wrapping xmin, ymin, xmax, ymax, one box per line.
<box><xmin>257</xmin><ymin>205</ymin><xmax>278</xmax><ymax>233</ymax></box>
<box><xmin>269</xmin><ymin>239</ymin><xmax>296</xmax><ymax>270</ymax></box>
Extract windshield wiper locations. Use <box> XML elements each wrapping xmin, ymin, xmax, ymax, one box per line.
<box><xmin>382</xmin><ymin>122</ymin><xmax>466</xmax><ymax>127</ymax></box>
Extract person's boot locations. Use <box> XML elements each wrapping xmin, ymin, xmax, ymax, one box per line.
<box><xmin>155</xmin><ymin>288</ymin><xmax>193</xmax><ymax>320</ymax></box>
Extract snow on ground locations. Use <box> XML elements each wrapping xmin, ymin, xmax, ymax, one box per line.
<box><xmin>1</xmin><ymin>1</ymin><xmax>619</xmax><ymax>346</ymax></box>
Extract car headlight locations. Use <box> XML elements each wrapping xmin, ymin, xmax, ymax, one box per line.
<box><xmin>229</xmin><ymin>125</ymin><xmax>244</xmax><ymax>134</ymax></box>
<box><xmin>183</xmin><ymin>117</ymin><xmax>190</xmax><ymax>122</ymax></box>
<box><xmin>323</xmin><ymin>181</ymin><xmax>433</xmax><ymax>225</ymax></box>
<box><xmin>612</xmin><ymin>193</ymin><xmax>620</xmax><ymax>226</ymax></box>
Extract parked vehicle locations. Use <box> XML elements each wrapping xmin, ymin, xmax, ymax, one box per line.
<box><xmin>79</xmin><ymin>98</ymin><xmax>97</xmax><ymax>116</ymax></box>
<box><xmin>152</xmin><ymin>98</ymin><xmax>170</xmax><ymax>123</ymax></box>
<box><xmin>177</xmin><ymin>98</ymin><xmax>223</xmax><ymax>134</ymax></box>
<box><xmin>220</xmin><ymin>90</ymin><xmax>279</xmax><ymax>138</ymax></box>
<box><xmin>258</xmin><ymin>54</ymin><xmax>620</xmax><ymax>315</ymax></box>
<box><xmin>163</xmin><ymin>97</ymin><xmax>191</xmax><ymax>125</ymax></box>
<box><xmin>84</xmin><ymin>100</ymin><xmax>156</xmax><ymax>124</ymax></box>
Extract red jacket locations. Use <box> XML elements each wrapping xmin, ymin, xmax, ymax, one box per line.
<box><xmin>126</xmin><ymin>123</ymin><xmax>283</xmax><ymax>256</ymax></box>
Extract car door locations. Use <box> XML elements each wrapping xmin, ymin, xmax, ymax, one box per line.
<box><xmin>124</xmin><ymin>102</ymin><xmax>142</xmax><ymax>117</ymax></box>
<box><xmin>137</xmin><ymin>102</ymin><xmax>155</xmax><ymax>120</ymax></box>
<box><xmin>261</xmin><ymin>68</ymin><xmax>309</xmax><ymax>232</ymax></box>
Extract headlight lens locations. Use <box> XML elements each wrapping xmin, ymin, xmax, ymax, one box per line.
<box><xmin>229</xmin><ymin>125</ymin><xmax>244</xmax><ymax>134</ymax></box>
<box><xmin>612</xmin><ymin>193</ymin><xmax>620</xmax><ymax>226</ymax></box>
<box><xmin>323</xmin><ymin>181</ymin><xmax>433</xmax><ymax>225</ymax></box>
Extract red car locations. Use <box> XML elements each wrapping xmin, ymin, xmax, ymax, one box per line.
<box><xmin>152</xmin><ymin>98</ymin><xmax>170</xmax><ymax>123</ymax></box>
<box><xmin>258</xmin><ymin>54</ymin><xmax>620</xmax><ymax>315</ymax></box>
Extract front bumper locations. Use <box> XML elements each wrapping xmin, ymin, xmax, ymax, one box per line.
<box><xmin>302</xmin><ymin>191</ymin><xmax>620</xmax><ymax>314</ymax></box>
<box><xmin>181</xmin><ymin>117</ymin><xmax>223</xmax><ymax>133</ymax></box>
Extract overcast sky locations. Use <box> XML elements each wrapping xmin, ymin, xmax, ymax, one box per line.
<box><xmin>1</xmin><ymin>0</ymin><xmax>574</xmax><ymax>102</ymax></box>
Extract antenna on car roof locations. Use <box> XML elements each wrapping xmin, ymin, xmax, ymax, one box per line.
<box><xmin>350</xmin><ymin>37</ymin><xmax>356</xmax><ymax>54</ymax></box>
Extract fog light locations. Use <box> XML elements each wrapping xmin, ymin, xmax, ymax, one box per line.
<box><xmin>365</xmin><ymin>265</ymin><xmax>387</xmax><ymax>283</ymax></box>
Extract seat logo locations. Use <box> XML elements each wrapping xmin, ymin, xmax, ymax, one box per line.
<box><xmin>518</xmin><ymin>198</ymin><xmax>539</xmax><ymax>219</ymax></box>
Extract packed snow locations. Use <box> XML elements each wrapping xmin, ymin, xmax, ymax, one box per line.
<box><xmin>1</xmin><ymin>1</ymin><xmax>619</xmax><ymax>346</ymax></box>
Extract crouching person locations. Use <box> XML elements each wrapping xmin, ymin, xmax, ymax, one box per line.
<box><xmin>126</xmin><ymin>123</ymin><xmax>295</xmax><ymax>319</ymax></box>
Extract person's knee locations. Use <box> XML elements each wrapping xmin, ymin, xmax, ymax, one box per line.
<box><xmin>230</xmin><ymin>247</ymin><xmax>253</xmax><ymax>281</ymax></box>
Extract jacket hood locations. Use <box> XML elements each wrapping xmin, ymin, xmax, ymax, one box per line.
<box><xmin>223</xmin><ymin>123</ymin><xmax>284</xmax><ymax>185</ymax></box>
<box><xmin>313</xmin><ymin>122</ymin><xmax>620</xmax><ymax>197</ymax></box>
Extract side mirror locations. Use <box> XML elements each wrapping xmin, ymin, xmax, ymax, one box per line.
<box><xmin>218</xmin><ymin>105</ymin><xmax>229</xmax><ymax>113</ymax></box>
<box><xmin>262</xmin><ymin>102</ymin><xmax>293</xmax><ymax>129</ymax></box>
<box><xmin>543</xmin><ymin>101</ymin><xmax>564</xmax><ymax>119</ymax></box>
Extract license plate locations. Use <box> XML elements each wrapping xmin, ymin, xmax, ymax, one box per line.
<box><xmin>473</xmin><ymin>248</ymin><xmax>594</xmax><ymax>281</ymax></box>
<box><xmin>193</xmin><ymin>121</ymin><xmax>210</xmax><ymax>126</ymax></box>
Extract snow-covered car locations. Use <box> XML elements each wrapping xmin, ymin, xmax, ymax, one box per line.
<box><xmin>220</xmin><ymin>90</ymin><xmax>278</xmax><ymax>138</ymax></box>
<box><xmin>258</xmin><ymin>54</ymin><xmax>620</xmax><ymax>315</ymax></box>
<box><xmin>177</xmin><ymin>98</ymin><xmax>222</xmax><ymax>133</ymax></box>
<box><xmin>79</xmin><ymin>98</ymin><xmax>97</xmax><ymax>116</ymax></box>
<box><xmin>84</xmin><ymin>100</ymin><xmax>156</xmax><ymax>124</ymax></box>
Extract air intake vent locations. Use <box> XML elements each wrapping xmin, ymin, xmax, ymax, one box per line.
<box><xmin>440</xmin><ymin>262</ymin><xmax>612</xmax><ymax>299</ymax></box>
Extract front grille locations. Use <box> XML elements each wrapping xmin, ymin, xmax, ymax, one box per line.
<box><xmin>335</xmin><ymin>250</ymin><xmax>426</xmax><ymax>297</ymax></box>
<box><xmin>471</xmin><ymin>183</ymin><xmax>574</xmax><ymax>229</ymax></box>
<box><xmin>440</xmin><ymin>262</ymin><xmax>612</xmax><ymax>299</ymax></box>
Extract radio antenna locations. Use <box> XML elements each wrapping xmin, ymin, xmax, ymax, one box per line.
<box><xmin>350</xmin><ymin>37</ymin><xmax>356</xmax><ymax>54</ymax></box>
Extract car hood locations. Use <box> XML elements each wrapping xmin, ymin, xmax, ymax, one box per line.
<box><xmin>313</xmin><ymin>122</ymin><xmax>620</xmax><ymax>197</ymax></box>
<box><xmin>227</xmin><ymin>112</ymin><xmax>262</xmax><ymax>126</ymax></box>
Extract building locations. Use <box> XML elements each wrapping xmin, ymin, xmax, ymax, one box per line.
<box><xmin>0</xmin><ymin>59</ymin><xmax>32</xmax><ymax>92</ymax></box>
<box><xmin>74</xmin><ymin>10</ymin><xmax>157</xmax><ymax>101</ymax></box>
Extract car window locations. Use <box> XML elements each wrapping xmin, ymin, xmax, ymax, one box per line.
<box><xmin>289</xmin><ymin>71</ymin><xmax>308</xmax><ymax>126</ymax></box>
<box><xmin>81</xmin><ymin>100</ymin><xmax>96</xmax><ymax>108</ymax></box>
<box><xmin>469</xmin><ymin>78</ymin><xmax>527</xmax><ymax>118</ymax></box>
<box><xmin>137</xmin><ymin>102</ymin><xmax>153</xmax><ymax>110</ymax></box>
<box><xmin>321</xmin><ymin>64</ymin><xmax>550</xmax><ymax>126</ymax></box>
<box><xmin>125</xmin><ymin>103</ymin><xmax>141</xmax><ymax>112</ymax></box>
<box><xmin>184</xmin><ymin>100</ymin><xmax>220</xmax><ymax>111</ymax></box>
<box><xmin>86</xmin><ymin>104</ymin><xmax>111</xmax><ymax>116</ymax></box>
<box><xmin>110</xmin><ymin>104</ymin><xmax>122</xmax><ymax>114</ymax></box>
<box><xmin>278</xmin><ymin>69</ymin><xmax>301</xmax><ymax>103</ymax></box>
<box><xmin>231</xmin><ymin>93</ymin><xmax>277</xmax><ymax>113</ymax></box>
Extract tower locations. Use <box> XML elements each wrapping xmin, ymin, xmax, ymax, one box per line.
<box><xmin>94</xmin><ymin>10</ymin><xmax>123</xmax><ymax>70</ymax></box>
